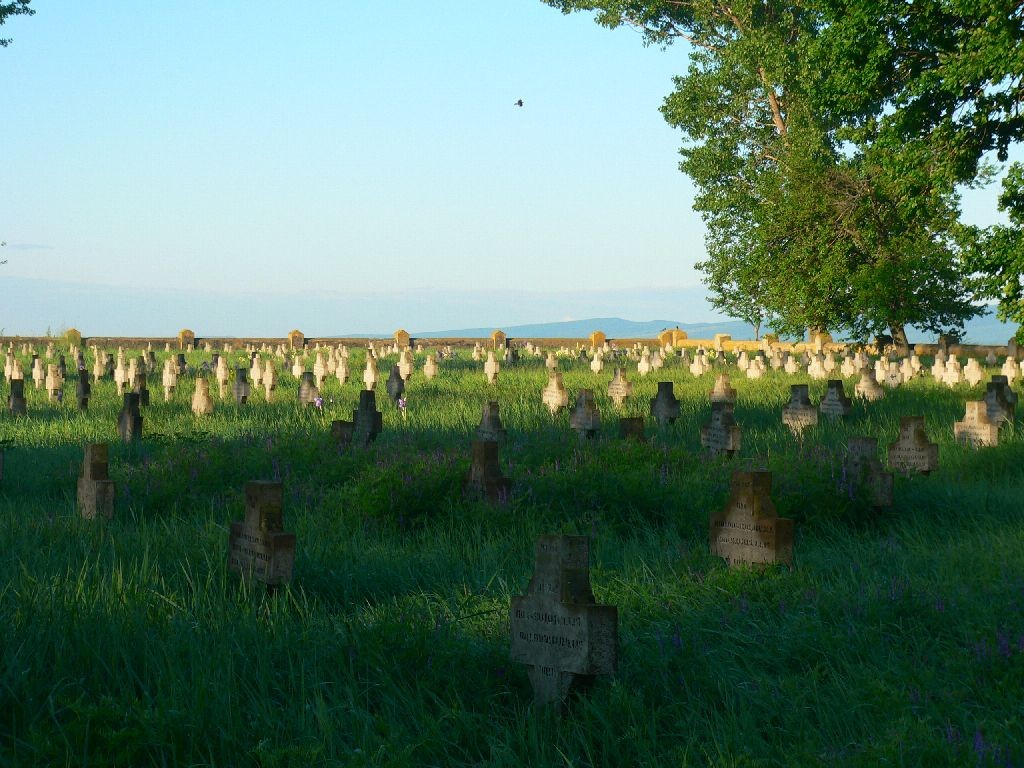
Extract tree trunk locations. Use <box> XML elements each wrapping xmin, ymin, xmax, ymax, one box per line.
<box><xmin>889</xmin><ymin>324</ymin><xmax>910</xmax><ymax>354</ymax></box>
<box><xmin>754</xmin><ymin>320</ymin><xmax>761</xmax><ymax>341</ymax></box>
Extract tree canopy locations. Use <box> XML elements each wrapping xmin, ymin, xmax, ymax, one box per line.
<box><xmin>0</xmin><ymin>0</ymin><xmax>33</xmax><ymax>47</ymax></box>
<box><xmin>544</xmin><ymin>0</ymin><xmax>1023</xmax><ymax>344</ymax></box>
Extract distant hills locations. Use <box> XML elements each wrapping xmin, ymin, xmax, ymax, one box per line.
<box><xmin>413</xmin><ymin>317</ymin><xmax>754</xmax><ymax>340</ymax></box>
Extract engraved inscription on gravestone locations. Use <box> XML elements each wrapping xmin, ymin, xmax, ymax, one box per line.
<box><xmin>887</xmin><ymin>416</ymin><xmax>938</xmax><ymax>474</ymax></box>
<box><xmin>844</xmin><ymin>437</ymin><xmax>893</xmax><ymax>508</ymax></box>
<box><xmin>782</xmin><ymin>384</ymin><xmax>818</xmax><ymax>435</ymax></box>
<box><xmin>569</xmin><ymin>390</ymin><xmax>601</xmax><ymax>439</ymax></box>
<box><xmin>228</xmin><ymin>481</ymin><xmax>296</xmax><ymax>587</ymax></box>
<box><xmin>476</xmin><ymin>401</ymin><xmax>506</xmax><ymax>443</ymax></box>
<box><xmin>510</xmin><ymin>535</ymin><xmax>617</xmax><ymax>707</ymax></box>
<box><xmin>464</xmin><ymin>440</ymin><xmax>511</xmax><ymax>502</ymax></box>
<box><xmin>954</xmin><ymin>400</ymin><xmax>1000</xmax><ymax>448</ymax></box>
<box><xmin>700</xmin><ymin>401</ymin><xmax>741</xmax><ymax>457</ymax></box>
<box><xmin>607</xmin><ymin>368</ymin><xmax>633</xmax><ymax>408</ymax></box>
<box><xmin>819</xmin><ymin>380</ymin><xmax>853</xmax><ymax>419</ymax></box>
<box><xmin>709</xmin><ymin>471</ymin><xmax>793</xmax><ymax>568</ymax></box>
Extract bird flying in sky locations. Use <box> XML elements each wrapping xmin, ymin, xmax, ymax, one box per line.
<box><xmin>514</xmin><ymin>99</ymin><xmax>523</xmax><ymax>107</ymax></box>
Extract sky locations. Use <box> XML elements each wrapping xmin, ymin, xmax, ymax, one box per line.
<box><xmin>0</xmin><ymin>1</ymin><xmax>1016</xmax><ymax>336</ymax></box>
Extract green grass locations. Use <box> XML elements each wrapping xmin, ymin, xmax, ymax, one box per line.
<box><xmin>2</xmin><ymin>345</ymin><xmax>1023</xmax><ymax>766</ymax></box>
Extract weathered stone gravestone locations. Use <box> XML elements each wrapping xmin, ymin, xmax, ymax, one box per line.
<box><xmin>290</xmin><ymin>355</ymin><xmax>305</xmax><ymax>380</ymax></box>
<box><xmin>637</xmin><ymin>349</ymin><xmax>652</xmax><ymax>377</ymax></box>
<box><xmin>984</xmin><ymin>375</ymin><xmax>1017</xmax><ymax>424</ymax></box>
<box><xmin>590</xmin><ymin>353</ymin><xmax>604</xmax><ymax>375</ymax></box>
<box><xmin>31</xmin><ymin>356</ymin><xmax>44</xmax><ymax>390</ymax></box>
<box><xmin>386</xmin><ymin>365</ymin><xmax>405</xmax><ymax>404</ymax></box>
<box><xmin>178</xmin><ymin>329</ymin><xmax>195</xmax><ymax>350</ymax></box>
<box><xmin>398</xmin><ymin>349</ymin><xmax>414</xmax><ymax>381</ymax></box>
<box><xmin>464</xmin><ymin>440</ymin><xmax>511</xmax><ymax>502</ymax></box>
<box><xmin>807</xmin><ymin>354</ymin><xmax>828</xmax><ymax>380</ymax></box>
<box><xmin>75</xmin><ymin>374</ymin><xmax>91</xmax><ymax>411</ymax></box>
<box><xmin>964</xmin><ymin>358</ymin><xmax>985</xmax><ymax>387</ymax></box>
<box><xmin>298</xmin><ymin>372</ymin><xmax>320</xmax><ymax>405</ymax></box>
<box><xmin>650</xmin><ymin>381</ymin><xmax>680</xmax><ymax>426</ymax></box>
<box><xmin>423</xmin><ymin>354</ymin><xmax>438</xmax><ymax>380</ymax></box>
<box><xmin>312</xmin><ymin>353</ymin><xmax>327</xmax><ymax>388</ymax></box>
<box><xmin>618</xmin><ymin>417</ymin><xmax>645</xmax><ymax>441</ymax></box>
<box><xmin>192</xmin><ymin>378</ymin><xmax>215</xmax><ymax>416</ymax></box>
<box><xmin>709</xmin><ymin>471</ymin><xmax>793</xmax><ymax>568</ymax></box>
<box><xmin>117</xmin><ymin>393</ymin><xmax>143</xmax><ymax>443</ymax></box>
<box><xmin>263</xmin><ymin>360</ymin><xmax>277</xmax><ymax>399</ymax></box>
<box><xmin>782</xmin><ymin>384</ymin><xmax>818</xmax><ymax>435</ymax></box>
<box><xmin>484</xmin><ymin>351</ymin><xmax>500</xmax><ymax>385</ymax></box>
<box><xmin>45</xmin><ymin>364</ymin><xmax>63</xmax><ymax>403</ymax></box>
<box><xmin>162</xmin><ymin>358</ymin><xmax>178</xmax><ymax>401</ymax></box>
<box><xmin>287</xmin><ymin>330</ymin><xmax>305</xmax><ymax>350</ymax></box>
<box><xmin>542</xmin><ymin>370</ymin><xmax>569</xmax><ymax>415</ymax></box>
<box><xmin>855</xmin><ymin>367</ymin><xmax>884</xmax><ymax>401</ymax></box>
<box><xmin>363</xmin><ymin>356</ymin><xmax>379</xmax><ymax>391</ymax></box>
<box><xmin>819</xmin><ymin>380</ymin><xmax>853</xmax><ymax>419</ymax></box>
<box><xmin>353</xmin><ymin>390</ymin><xmax>383</xmax><ymax>445</ymax></box>
<box><xmin>78</xmin><ymin>443</ymin><xmax>116</xmax><ymax>520</ymax></box>
<box><xmin>954</xmin><ymin>401</ymin><xmax>1000</xmax><ymax>448</ymax></box>
<box><xmin>1000</xmin><ymin>356</ymin><xmax>1019</xmax><ymax>384</ymax></box>
<box><xmin>133</xmin><ymin>369</ymin><xmax>150</xmax><ymax>407</ymax></box>
<box><xmin>8</xmin><ymin>378</ymin><xmax>26</xmax><ymax>416</ymax></box>
<box><xmin>228</xmin><ymin>481</ymin><xmax>296</xmax><ymax>587</ymax></box>
<box><xmin>510</xmin><ymin>535</ymin><xmax>617</xmax><ymax>707</ymax></box>
<box><xmin>887</xmin><ymin>416</ymin><xmax>938</xmax><ymax>474</ymax></box>
<box><xmin>709</xmin><ymin>374</ymin><xmax>737</xmax><ymax>405</ymax></box>
<box><xmin>233</xmin><ymin>368</ymin><xmax>250</xmax><ymax>405</ymax></box>
<box><xmin>476</xmin><ymin>401</ymin><xmax>506</xmax><ymax>442</ymax></box>
<box><xmin>394</xmin><ymin>328</ymin><xmax>412</xmax><ymax>348</ymax></box>
<box><xmin>700</xmin><ymin>401</ymin><xmax>741</xmax><ymax>457</ymax></box>
<box><xmin>607</xmin><ymin>368</ymin><xmax>632</xmax><ymax>407</ymax></box>
<box><xmin>569</xmin><ymin>390</ymin><xmax>601</xmax><ymax>439</ymax></box>
<box><xmin>844</xmin><ymin>437</ymin><xmax>893</xmax><ymax>508</ymax></box>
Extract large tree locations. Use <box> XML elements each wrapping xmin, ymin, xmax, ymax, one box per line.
<box><xmin>544</xmin><ymin>0</ymin><xmax>1020</xmax><ymax>345</ymax></box>
<box><xmin>0</xmin><ymin>0</ymin><xmax>33</xmax><ymax>47</ymax></box>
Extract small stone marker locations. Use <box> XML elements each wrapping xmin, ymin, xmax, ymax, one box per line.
<box><xmin>298</xmin><ymin>372</ymin><xmax>320</xmax><ymax>405</ymax></box>
<box><xmin>117</xmin><ymin>393</ymin><xmax>143</xmax><ymax>443</ymax></box>
<box><xmin>363</xmin><ymin>356</ymin><xmax>379</xmax><ymax>391</ymax></box>
<box><xmin>423</xmin><ymin>354</ymin><xmax>438</xmax><ymax>380</ymax></box>
<box><xmin>192</xmin><ymin>378</ymin><xmax>214</xmax><ymax>416</ymax></box>
<box><xmin>782</xmin><ymin>384</ymin><xmax>818</xmax><ymax>435</ymax></box>
<box><xmin>569</xmin><ymin>389</ymin><xmax>601</xmax><ymax>439</ymax></box>
<box><xmin>700</xmin><ymin>401</ymin><xmax>741</xmax><ymax>457</ymax></box>
<box><xmin>78</xmin><ymin>443</ymin><xmax>115</xmax><ymax>520</ymax></box>
<box><xmin>484</xmin><ymin>351</ymin><xmax>500</xmax><ymax>385</ymax></box>
<box><xmin>8</xmin><ymin>378</ymin><xmax>26</xmax><ymax>416</ymax></box>
<box><xmin>542</xmin><ymin>370</ymin><xmax>569</xmax><ymax>414</ymax></box>
<box><xmin>233</xmin><ymin>368</ymin><xmax>250</xmax><ymax>404</ymax></box>
<box><xmin>984</xmin><ymin>376</ymin><xmax>1017</xmax><ymax>424</ymax></box>
<box><xmin>228</xmin><ymin>481</ymin><xmax>296</xmax><ymax>587</ymax></box>
<box><xmin>464</xmin><ymin>440</ymin><xmax>511</xmax><ymax>502</ymax></box>
<box><xmin>887</xmin><ymin>416</ymin><xmax>938</xmax><ymax>474</ymax></box>
<box><xmin>353</xmin><ymin>390</ymin><xmax>383</xmax><ymax>445</ymax></box>
<box><xmin>476</xmin><ymin>400</ymin><xmax>506</xmax><ymax>442</ymax></box>
<box><xmin>855</xmin><ymin>367</ymin><xmax>884</xmax><ymax>401</ymax></box>
<box><xmin>45</xmin><ymin>364</ymin><xmax>63</xmax><ymax>403</ymax></box>
<box><xmin>709</xmin><ymin>471</ymin><xmax>793</xmax><ymax>568</ymax></box>
<box><xmin>819</xmin><ymin>379</ymin><xmax>852</xmax><ymax>419</ymax></box>
<box><xmin>650</xmin><ymin>381</ymin><xmax>680</xmax><ymax>426</ymax></box>
<box><xmin>330</xmin><ymin>419</ymin><xmax>355</xmax><ymax>450</ymax></box>
<box><xmin>386</xmin><ymin>365</ymin><xmax>405</xmax><ymax>404</ymax></box>
<box><xmin>133</xmin><ymin>368</ymin><xmax>151</xmax><ymax>407</ymax></box>
<box><xmin>607</xmin><ymin>368</ymin><xmax>632</xmax><ymax>407</ymax></box>
<box><xmin>75</xmin><ymin>374</ymin><xmax>91</xmax><ymax>411</ymax></box>
<box><xmin>510</xmin><ymin>535</ymin><xmax>618</xmax><ymax>707</ymax></box>
<box><xmin>263</xmin><ymin>361</ymin><xmax>277</xmax><ymax>399</ymax></box>
<box><xmin>954</xmin><ymin>401</ymin><xmax>1000</xmax><ymax>447</ymax></box>
<box><xmin>844</xmin><ymin>437</ymin><xmax>893</xmax><ymax>508</ymax></box>
<box><xmin>162</xmin><ymin>358</ymin><xmax>177</xmax><ymax>401</ymax></box>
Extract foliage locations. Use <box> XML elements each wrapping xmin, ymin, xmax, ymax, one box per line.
<box><xmin>0</xmin><ymin>0</ymin><xmax>33</xmax><ymax>47</ymax></box>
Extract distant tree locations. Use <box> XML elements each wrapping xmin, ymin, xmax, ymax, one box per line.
<box><xmin>0</xmin><ymin>0</ymin><xmax>33</xmax><ymax>47</ymax></box>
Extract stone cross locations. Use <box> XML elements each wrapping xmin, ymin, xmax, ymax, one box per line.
<box><xmin>650</xmin><ymin>381</ymin><xmax>680</xmax><ymax>426</ymax></box>
<box><xmin>75</xmin><ymin>374</ymin><xmax>91</xmax><ymax>411</ymax></box>
<box><xmin>542</xmin><ymin>371</ymin><xmax>569</xmax><ymax>415</ymax></box>
<box><xmin>844</xmin><ymin>437</ymin><xmax>893</xmax><ymax>508</ymax></box>
<box><xmin>700</xmin><ymin>401</ymin><xmax>741</xmax><ymax>457</ymax></box>
<box><xmin>353</xmin><ymin>390</ymin><xmax>383</xmax><ymax>445</ymax></box>
<box><xmin>464</xmin><ymin>440</ymin><xmax>511</xmax><ymax>502</ymax></box>
<box><xmin>162</xmin><ymin>358</ymin><xmax>177</xmax><ymax>401</ymax></box>
<box><xmin>8</xmin><ymin>378</ymin><xmax>26</xmax><ymax>416</ymax></box>
<box><xmin>782</xmin><ymin>384</ymin><xmax>818</xmax><ymax>435</ymax></box>
<box><xmin>386</xmin><ymin>365</ymin><xmax>405</xmax><ymax>404</ymax></box>
<box><xmin>887</xmin><ymin>416</ymin><xmax>938</xmax><ymax>474</ymax></box>
<box><xmin>855</xmin><ymin>367</ymin><xmax>884</xmax><ymax>401</ymax></box>
<box><xmin>510</xmin><ymin>535</ymin><xmax>617</xmax><ymax>707</ymax></box>
<box><xmin>819</xmin><ymin>380</ymin><xmax>852</xmax><ymax>419</ymax></box>
<box><xmin>398</xmin><ymin>349</ymin><xmax>414</xmax><ymax>381</ymax></box>
<box><xmin>192</xmin><ymin>378</ymin><xmax>214</xmax><ymax>416</ymax></box>
<box><xmin>117</xmin><ymin>393</ymin><xmax>143</xmax><ymax>443</ymax></box>
<box><xmin>569</xmin><ymin>390</ymin><xmax>601</xmax><ymax>439</ymax></box>
<box><xmin>954</xmin><ymin>401</ymin><xmax>1000</xmax><ymax>447</ymax></box>
<box><xmin>423</xmin><ymin>355</ymin><xmax>438</xmax><ymax>380</ymax></box>
<box><xmin>228</xmin><ymin>481</ymin><xmax>296</xmax><ymax>587</ymax></box>
<box><xmin>709</xmin><ymin>471</ymin><xmax>793</xmax><ymax>568</ymax></box>
<box><xmin>233</xmin><ymin>368</ymin><xmax>250</xmax><ymax>405</ymax></box>
<box><xmin>363</xmin><ymin>357</ymin><xmax>379</xmax><ymax>391</ymax></box>
<box><xmin>709</xmin><ymin>374</ymin><xmax>737</xmax><ymax>405</ymax></box>
<box><xmin>984</xmin><ymin>376</ymin><xmax>1017</xmax><ymax>424</ymax></box>
<box><xmin>78</xmin><ymin>443</ymin><xmax>115</xmax><ymax>520</ymax></box>
<box><xmin>45</xmin><ymin>364</ymin><xmax>63</xmax><ymax>402</ymax></box>
<box><xmin>607</xmin><ymin>368</ymin><xmax>632</xmax><ymax>407</ymax></box>
<box><xmin>964</xmin><ymin>358</ymin><xmax>985</xmax><ymax>387</ymax></box>
<box><xmin>298</xmin><ymin>372</ymin><xmax>320</xmax><ymax>405</ymax></box>
<box><xmin>263</xmin><ymin>361</ymin><xmax>277</xmax><ymax>399</ymax></box>
<box><xmin>476</xmin><ymin>401</ymin><xmax>506</xmax><ymax>442</ymax></box>
<box><xmin>484</xmin><ymin>351</ymin><xmax>500</xmax><ymax>385</ymax></box>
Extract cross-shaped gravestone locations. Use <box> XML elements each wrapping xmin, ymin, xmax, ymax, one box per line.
<box><xmin>887</xmin><ymin>416</ymin><xmax>938</xmax><ymax>474</ymax></box>
<box><xmin>844</xmin><ymin>437</ymin><xmax>893</xmax><ymax>508</ymax></box>
<box><xmin>650</xmin><ymin>381</ymin><xmax>680</xmax><ymax>427</ymax></box>
<box><xmin>78</xmin><ymin>443</ymin><xmax>115</xmax><ymax>520</ymax></box>
<box><xmin>954</xmin><ymin>400</ymin><xmax>1000</xmax><ymax>447</ymax></box>
<box><xmin>484</xmin><ymin>351</ymin><xmax>500</xmax><ymax>385</ymax></box>
<box><xmin>8</xmin><ymin>378</ymin><xmax>26</xmax><ymax>416</ymax></box>
<box><xmin>984</xmin><ymin>376</ymin><xmax>1017</xmax><ymax>424</ymax></box>
<box><xmin>298</xmin><ymin>372</ymin><xmax>319</xmax><ymax>405</ymax></box>
<box><xmin>476</xmin><ymin>400</ymin><xmax>506</xmax><ymax>442</ymax></box>
<box><xmin>386</xmin><ymin>365</ymin><xmax>405</xmax><ymax>404</ymax></box>
<box><xmin>464</xmin><ymin>440</ymin><xmax>511</xmax><ymax>502</ymax></box>
<box><xmin>117</xmin><ymin>393</ymin><xmax>143</xmax><ymax>443</ymax></box>
<box><xmin>510</xmin><ymin>535</ymin><xmax>617</xmax><ymax>707</ymax></box>
<box><xmin>228</xmin><ymin>481</ymin><xmax>295</xmax><ymax>587</ymax></box>
<box><xmin>569</xmin><ymin>390</ymin><xmax>601</xmax><ymax>439</ymax></box>
<box><xmin>607</xmin><ymin>368</ymin><xmax>632</xmax><ymax>407</ymax></box>
<box><xmin>353</xmin><ymin>390</ymin><xmax>383</xmax><ymax>445</ymax></box>
<box><xmin>192</xmin><ymin>378</ymin><xmax>214</xmax><ymax>416</ymax></box>
<box><xmin>709</xmin><ymin>374</ymin><xmax>737</xmax><ymax>405</ymax></box>
<box><xmin>782</xmin><ymin>384</ymin><xmax>818</xmax><ymax>435</ymax></box>
<box><xmin>542</xmin><ymin>370</ymin><xmax>569</xmax><ymax>415</ymax></box>
<box><xmin>233</xmin><ymin>368</ymin><xmax>250</xmax><ymax>404</ymax></box>
<box><xmin>819</xmin><ymin>379</ymin><xmax>852</xmax><ymax>419</ymax></box>
<box><xmin>700</xmin><ymin>401</ymin><xmax>741</xmax><ymax>457</ymax></box>
<box><xmin>709</xmin><ymin>471</ymin><xmax>793</xmax><ymax>568</ymax></box>
<box><xmin>75</xmin><ymin>374</ymin><xmax>91</xmax><ymax>411</ymax></box>
<box><xmin>855</xmin><ymin>367</ymin><xmax>884</xmax><ymax>401</ymax></box>
<box><xmin>423</xmin><ymin>355</ymin><xmax>438</xmax><ymax>380</ymax></box>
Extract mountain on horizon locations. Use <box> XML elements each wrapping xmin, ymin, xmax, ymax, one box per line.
<box><xmin>412</xmin><ymin>317</ymin><xmax>755</xmax><ymax>340</ymax></box>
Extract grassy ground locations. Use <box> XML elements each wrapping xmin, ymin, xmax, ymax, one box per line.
<box><xmin>1</xmin><ymin>345</ymin><xmax>1023</xmax><ymax>767</ymax></box>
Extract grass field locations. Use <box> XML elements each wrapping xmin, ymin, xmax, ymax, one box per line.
<box><xmin>2</xmin><ymin>343</ymin><xmax>1023</xmax><ymax>767</ymax></box>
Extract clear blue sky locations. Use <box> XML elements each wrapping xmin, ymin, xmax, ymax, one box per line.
<box><xmin>0</xmin><ymin>1</ymin><xmax>1014</xmax><ymax>335</ymax></box>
